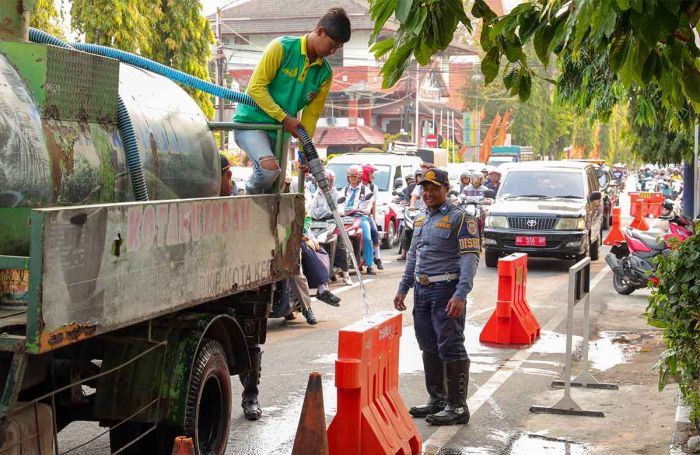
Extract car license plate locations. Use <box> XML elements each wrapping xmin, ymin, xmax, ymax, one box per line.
<box><xmin>515</xmin><ymin>236</ymin><xmax>546</xmax><ymax>247</ymax></box>
<box><xmin>342</xmin><ymin>216</ymin><xmax>355</xmax><ymax>224</ymax></box>
<box><xmin>310</xmin><ymin>221</ymin><xmax>328</xmax><ymax>229</ymax></box>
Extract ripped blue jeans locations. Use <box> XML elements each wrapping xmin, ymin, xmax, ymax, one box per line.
<box><xmin>233</xmin><ymin>129</ymin><xmax>283</xmax><ymax>194</ymax></box>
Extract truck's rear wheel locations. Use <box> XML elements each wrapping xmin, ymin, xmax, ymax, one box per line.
<box><xmin>485</xmin><ymin>250</ymin><xmax>499</xmax><ymax>268</ymax></box>
<box><xmin>184</xmin><ymin>339</ymin><xmax>232</xmax><ymax>455</ymax></box>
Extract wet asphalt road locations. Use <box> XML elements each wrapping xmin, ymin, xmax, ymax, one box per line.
<box><xmin>57</xmin><ymin>184</ymin><xmax>678</xmax><ymax>454</ymax></box>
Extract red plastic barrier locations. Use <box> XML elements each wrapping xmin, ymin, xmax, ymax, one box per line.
<box><xmin>480</xmin><ymin>253</ymin><xmax>540</xmax><ymax>345</ymax></box>
<box><xmin>327</xmin><ymin>312</ymin><xmax>421</xmax><ymax>455</ymax></box>
<box><xmin>171</xmin><ymin>437</ymin><xmax>195</xmax><ymax>455</ymax></box>
<box><xmin>603</xmin><ymin>207</ymin><xmax>625</xmax><ymax>245</ymax></box>
<box><xmin>629</xmin><ymin>192</ymin><xmax>662</xmax><ymax>217</ymax></box>
<box><xmin>645</xmin><ymin>194</ymin><xmax>665</xmax><ymax>218</ymax></box>
<box><xmin>629</xmin><ymin>199</ymin><xmax>649</xmax><ymax>231</ymax></box>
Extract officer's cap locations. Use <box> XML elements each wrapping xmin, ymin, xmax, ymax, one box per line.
<box><xmin>418</xmin><ymin>168</ymin><xmax>449</xmax><ymax>187</ymax></box>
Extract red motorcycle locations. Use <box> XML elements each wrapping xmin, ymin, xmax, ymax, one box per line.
<box><xmin>605</xmin><ymin>202</ymin><xmax>694</xmax><ymax>295</ymax></box>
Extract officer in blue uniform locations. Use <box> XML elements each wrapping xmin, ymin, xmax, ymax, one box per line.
<box><xmin>394</xmin><ymin>168</ymin><xmax>480</xmax><ymax>426</ymax></box>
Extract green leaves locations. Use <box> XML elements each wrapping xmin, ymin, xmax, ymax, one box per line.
<box><xmin>370</xmin><ymin>0</ymin><xmax>472</xmax><ymax>89</ymax></box>
<box><xmin>371</xmin><ymin>0</ymin><xmax>700</xmax><ymax>136</ymax></box>
<box><xmin>369</xmin><ymin>0</ymin><xmax>399</xmax><ymax>42</ymax></box>
<box><xmin>481</xmin><ymin>48</ymin><xmax>500</xmax><ymax>85</ymax></box>
<box><xmin>647</xmin><ymin>229</ymin><xmax>700</xmax><ymax>426</ymax></box>
<box><xmin>395</xmin><ymin>0</ymin><xmax>413</xmax><ymax>23</ymax></box>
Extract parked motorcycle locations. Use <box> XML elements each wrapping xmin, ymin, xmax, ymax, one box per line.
<box><xmin>605</xmin><ymin>201</ymin><xmax>694</xmax><ymax>295</ymax></box>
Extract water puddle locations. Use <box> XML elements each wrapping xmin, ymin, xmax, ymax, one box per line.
<box><xmin>437</xmin><ymin>429</ymin><xmax>585</xmax><ymax>455</ymax></box>
<box><xmin>526</xmin><ymin>330</ymin><xmax>654</xmax><ymax>371</ymax></box>
<box><xmin>507</xmin><ymin>433</ymin><xmax>588</xmax><ymax>454</ymax></box>
<box><xmin>228</xmin><ymin>375</ymin><xmax>338</xmax><ymax>455</ymax></box>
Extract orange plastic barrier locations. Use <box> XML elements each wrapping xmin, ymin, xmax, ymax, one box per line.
<box><xmin>327</xmin><ymin>312</ymin><xmax>421</xmax><ymax>455</ymax></box>
<box><xmin>171</xmin><ymin>436</ymin><xmax>195</xmax><ymax>455</ymax></box>
<box><xmin>629</xmin><ymin>199</ymin><xmax>649</xmax><ymax>231</ymax></box>
<box><xmin>292</xmin><ymin>372</ymin><xmax>329</xmax><ymax>455</ymax></box>
<box><xmin>479</xmin><ymin>253</ymin><xmax>540</xmax><ymax>345</ymax></box>
<box><xmin>629</xmin><ymin>192</ymin><xmax>662</xmax><ymax>217</ymax></box>
<box><xmin>644</xmin><ymin>194</ymin><xmax>665</xmax><ymax>218</ymax></box>
<box><xmin>603</xmin><ymin>207</ymin><xmax>625</xmax><ymax>245</ymax></box>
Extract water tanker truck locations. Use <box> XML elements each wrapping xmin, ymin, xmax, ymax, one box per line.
<box><xmin>0</xmin><ymin>1</ymin><xmax>307</xmax><ymax>453</ymax></box>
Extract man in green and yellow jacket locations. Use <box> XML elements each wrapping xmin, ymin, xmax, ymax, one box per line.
<box><xmin>233</xmin><ymin>7</ymin><xmax>351</xmax><ymax>194</ymax></box>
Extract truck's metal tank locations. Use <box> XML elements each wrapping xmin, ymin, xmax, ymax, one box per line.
<box><xmin>0</xmin><ymin>47</ymin><xmax>219</xmax><ymax>255</ymax></box>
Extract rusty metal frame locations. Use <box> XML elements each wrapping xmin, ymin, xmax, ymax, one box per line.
<box><xmin>0</xmin><ymin>339</ymin><xmax>169</xmax><ymax>454</ymax></box>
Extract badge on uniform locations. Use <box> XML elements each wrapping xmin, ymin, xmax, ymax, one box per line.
<box><xmin>467</xmin><ymin>219</ymin><xmax>478</xmax><ymax>236</ymax></box>
<box><xmin>458</xmin><ymin>214</ymin><xmax>480</xmax><ymax>253</ymax></box>
<box><xmin>415</xmin><ymin>216</ymin><xmax>425</xmax><ymax>227</ymax></box>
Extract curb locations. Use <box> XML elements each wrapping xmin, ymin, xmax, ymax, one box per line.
<box><xmin>670</xmin><ymin>394</ymin><xmax>693</xmax><ymax>454</ymax></box>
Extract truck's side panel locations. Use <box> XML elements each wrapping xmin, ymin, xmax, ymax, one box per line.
<box><xmin>33</xmin><ymin>194</ymin><xmax>302</xmax><ymax>353</ymax></box>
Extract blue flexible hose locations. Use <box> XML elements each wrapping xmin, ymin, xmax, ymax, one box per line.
<box><xmin>67</xmin><ymin>41</ymin><xmax>323</xmax><ymax>167</ymax></box>
<box><xmin>28</xmin><ymin>28</ymin><xmax>150</xmax><ymax>201</ymax></box>
<box><xmin>29</xmin><ymin>28</ymin><xmax>326</xmax><ymax>198</ymax></box>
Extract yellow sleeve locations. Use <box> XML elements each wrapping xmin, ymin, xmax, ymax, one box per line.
<box><xmin>300</xmin><ymin>75</ymin><xmax>332</xmax><ymax>138</ymax></box>
<box><xmin>247</xmin><ymin>40</ymin><xmax>288</xmax><ymax>122</ymax></box>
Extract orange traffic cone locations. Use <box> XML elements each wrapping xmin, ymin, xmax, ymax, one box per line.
<box><xmin>629</xmin><ymin>199</ymin><xmax>649</xmax><ymax>231</ymax></box>
<box><xmin>172</xmin><ymin>436</ymin><xmax>195</xmax><ymax>455</ymax></box>
<box><xmin>603</xmin><ymin>207</ymin><xmax>625</xmax><ymax>245</ymax></box>
<box><xmin>292</xmin><ymin>372</ymin><xmax>329</xmax><ymax>455</ymax></box>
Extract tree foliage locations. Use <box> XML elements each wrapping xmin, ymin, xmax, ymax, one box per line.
<box><xmin>370</xmin><ymin>0</ymin><xmax>700</xmax><ymax>129</ymax></box>
<box><xmin>145</xmin><ymin>0</ymin><xmax>215</xmax><ymax>118</ymax></box>
<box><xmin>71</xmin><ymin>0</ymin><xmax>158</xmax><ymax>53</ymax></box>
<box><xmin>70</xmin><ymin>0</ymin><xmax>214</xmax><ymax>118</ymax></box>
<box><xmin>31</xmin><ymin>0</ymin><xmax>65</xmax><ymax>39</ymax></box>
<box><xmin>647</xmin><ymin>229</ymin><xmax>700</xmax><ymax>425</ymax></box>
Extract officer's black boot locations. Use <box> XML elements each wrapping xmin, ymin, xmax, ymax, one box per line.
<box><xmin>409</xmin><ymin>352</ymin><xmax>445</xmax><ymax>418</ymax></box>
<box><xmin>240</xmin><ymin>350</ymin><xmax>262</xmax><ymax>420</ymax></box>
<box><xmin>426</xmin><ymin>357</ymin><xmax>470</xmax><ymax>426</ymax></box>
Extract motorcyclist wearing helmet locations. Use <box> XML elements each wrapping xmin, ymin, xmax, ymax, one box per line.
<box><xmin>485</xmin><ymin>170</ymin><xmax>500</xmax><ymax>192</ymax></box>
<box><xmin>361</xmin><ymin>164</ymin><xmax>384</xmax><ymax>270</ymax></box>
<box><xmin>308</xmin><ymin>169</ymin><xmax>338</xmax><ymax>214</ymax></box>
<box><xmin>341</xmin><ymin>165</ymin><xmax>376</xmax><ymax>275</ymax></box>
<box><xmin>459</xmin><ymin>171</ymin><xmax>471</xmax><ymax>193</ymax></box>
<box><xmin>461</xmin><ymin>172</ymin><xmax>488</xmax><ymax>202</ymax></box>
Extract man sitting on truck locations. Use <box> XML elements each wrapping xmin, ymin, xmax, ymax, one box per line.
<box><xmin>232</xmin><ymin>8</ymin><xmax>351</xmax><ymax>194</ymax></box>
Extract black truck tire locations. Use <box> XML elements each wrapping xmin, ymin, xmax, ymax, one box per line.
<box><xmin>184</xmin><ymin>339</ymin><xmax>232</xmax><ymax>455</ymax></box>
<box><xmin>485</xmin><ymin>250</ymin><xmax>499</xmax><ymax>268</ymax></box>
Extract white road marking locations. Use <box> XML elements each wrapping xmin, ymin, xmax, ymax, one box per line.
<box><xmin>466</xmin><ymin>306</ymin><xmax>494</xmax><ymax>321</ymax></box>
<box><xmin>422</xmin><ymin>264</ymin><xmax>613</xmax><ymax>453</ymax></box>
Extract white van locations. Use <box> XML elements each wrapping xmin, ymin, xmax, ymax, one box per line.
<box><xmin>326</xmin><ymin>152</ymin><xmax>423</xmax><ymax>248</ymax></box>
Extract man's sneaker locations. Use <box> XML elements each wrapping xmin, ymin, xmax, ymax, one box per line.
<box><xmin>317</xmin><ymin>290</ymin><xmax>341</xmax><ymax>307</ymax></box>
<box><xmin>374</xmin><ymin>258</ymin><xmax>384</xmax><ymax>270</ymax></box>
<box><xmin>301</xmin><ymin>307</ymin><xmax>317</xmax><ymax>325</ymax></box>
<box><xmin>366</xmin><ymin>266</ymin><xmax>377</xmax><ymax>275</ymax></box>
<box><xmin>342</xmin><ymin>275</ymin><xmax>353</xmax><ymax>286</ymax></box>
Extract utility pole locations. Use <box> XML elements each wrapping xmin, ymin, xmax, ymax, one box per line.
<box><xmin>216</xmin><ymin>7</ymin><xmax>226</xmax><ymax>150</ymax></box>
<box><xmin>414</xmin><ymin>61</ymin><xmax>420</xmax><ymax>147</ymax></box>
